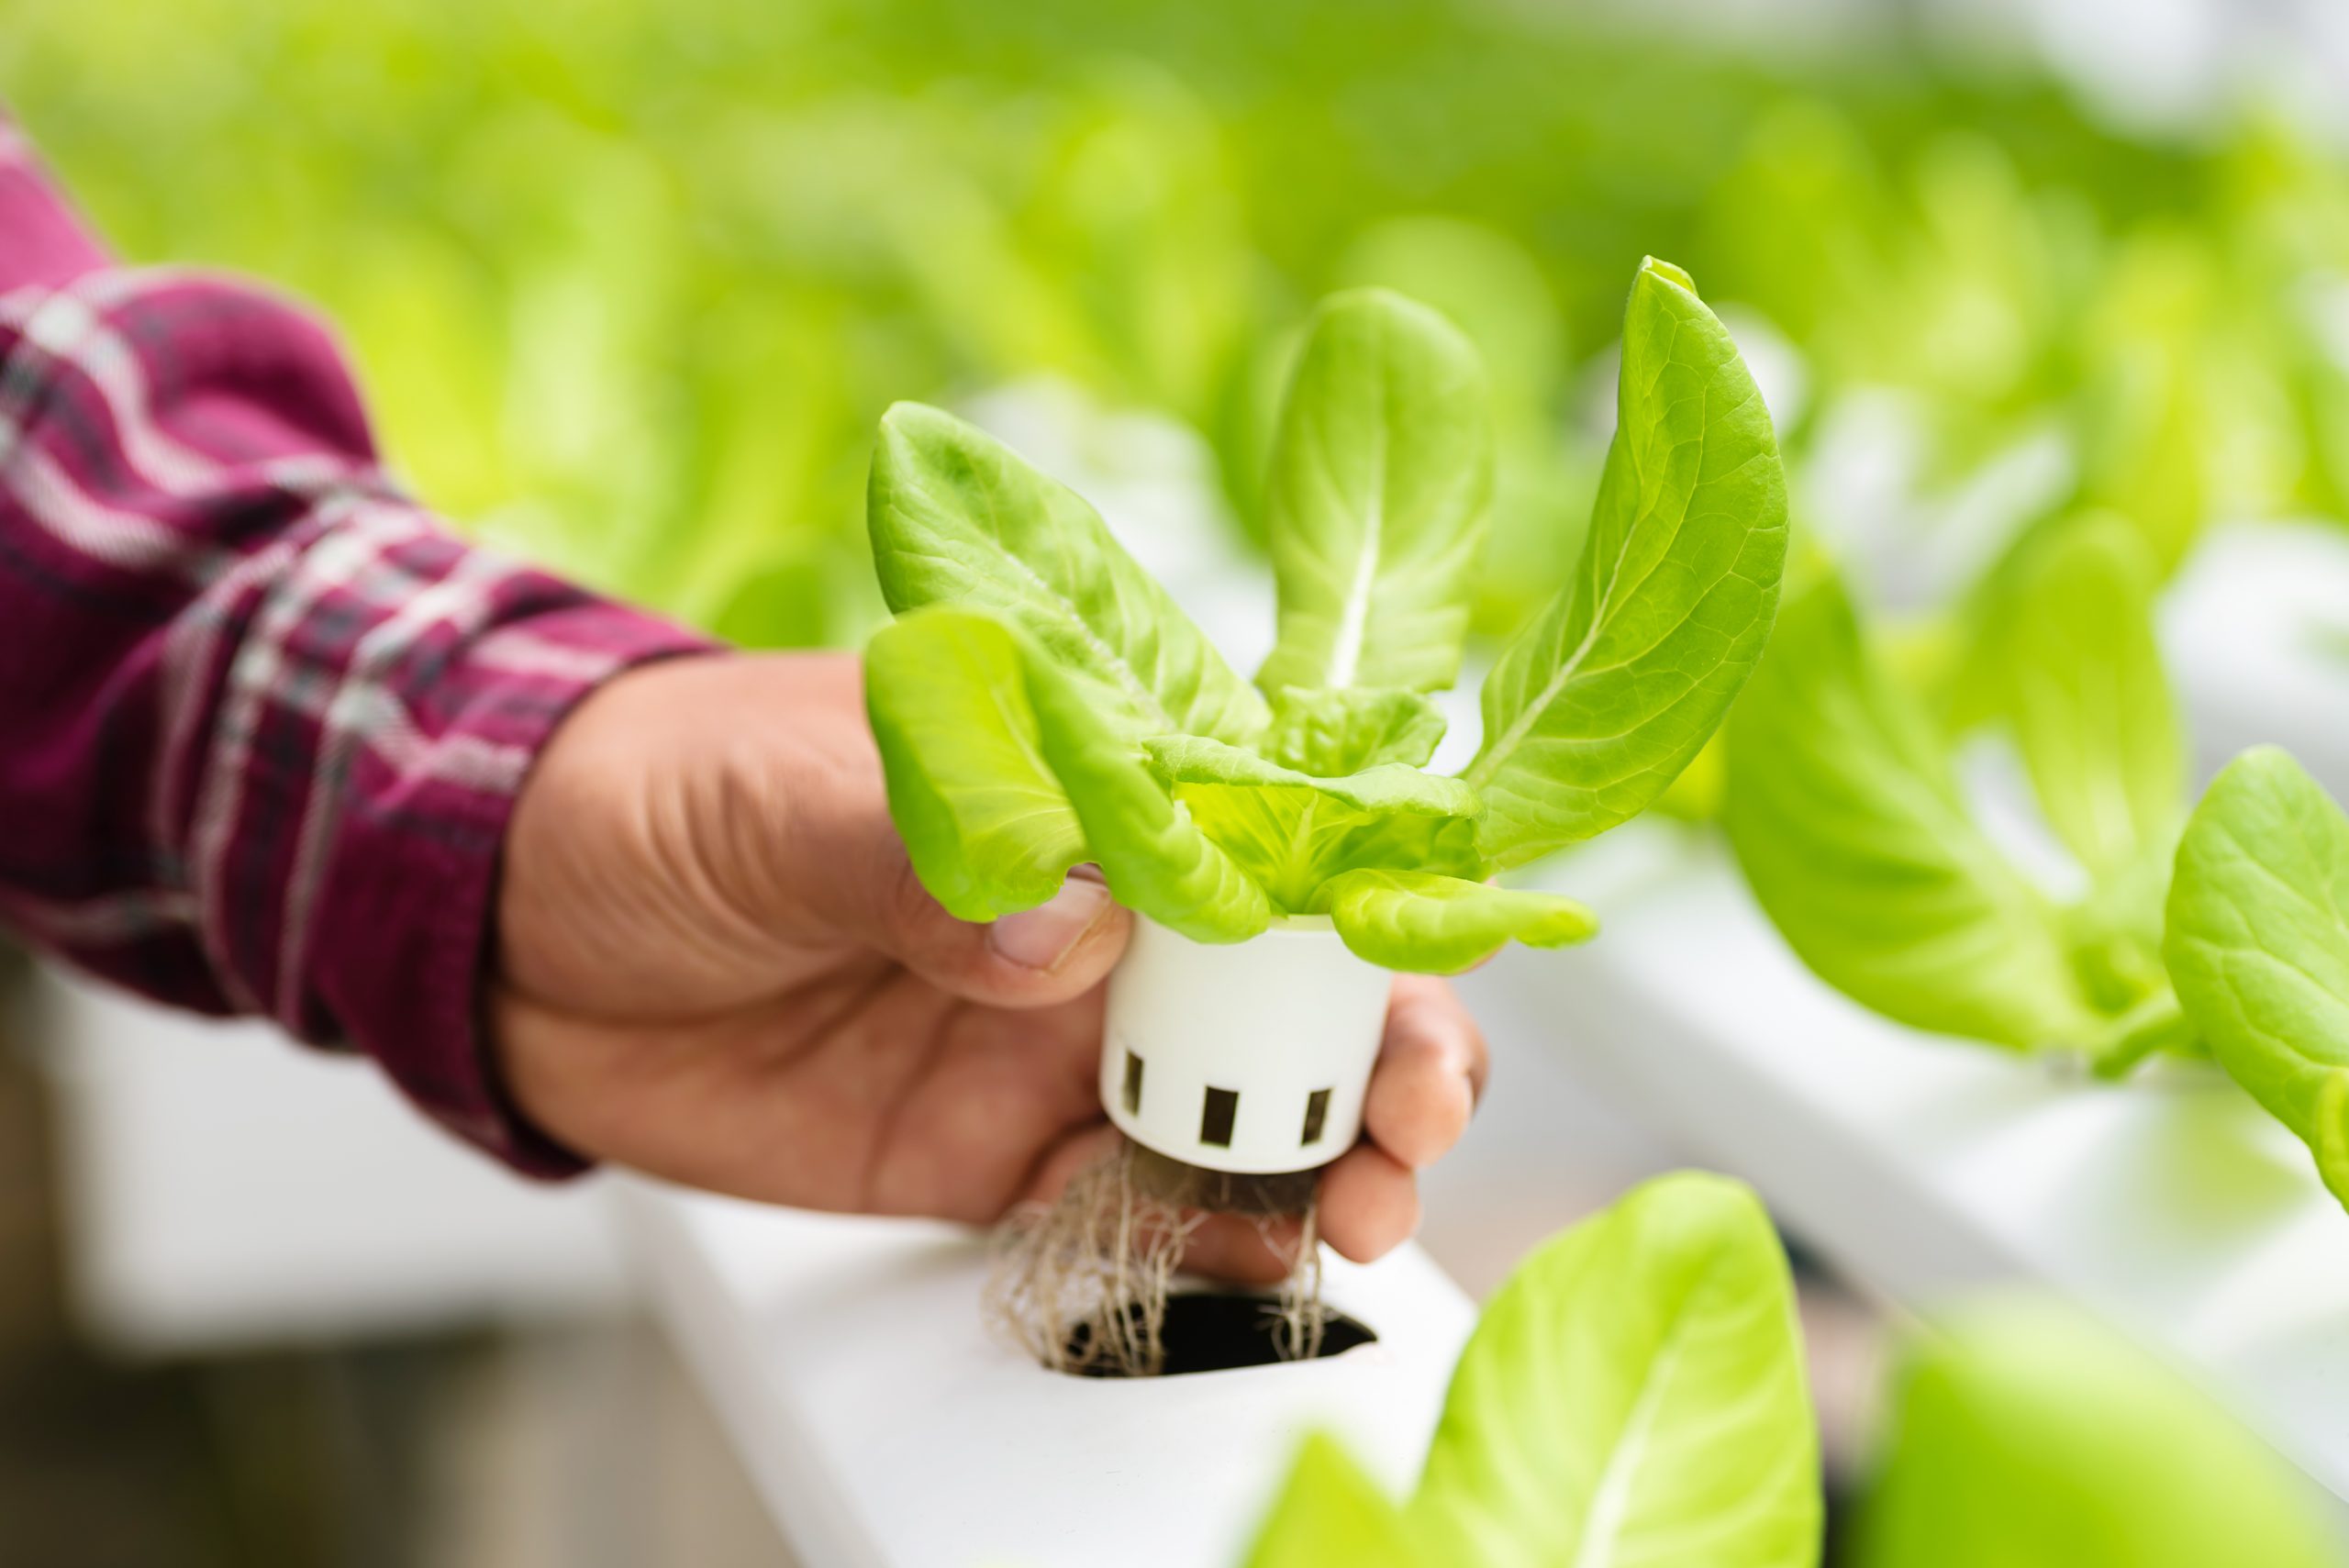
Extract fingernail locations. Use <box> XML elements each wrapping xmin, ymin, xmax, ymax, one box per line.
<box><xmin>991</xmin><ymin>878</ymin><xmax>1115</xmax><ymax>971</ymax></box>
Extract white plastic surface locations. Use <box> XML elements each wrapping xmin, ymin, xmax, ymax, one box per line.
<box><xmin>30</xmin><ymin>966</ymin><xmax>629</xmax><ymax>1352</ymax></box>
<box><xmin>615</xmin><ymin>1180</ymin><xmax>1476</xmax><ymax>1568</ymax></box>
<box><xmin>2165</xmin><ymin>520</ymin><xmax>2349</xmax><ymax>798</ymax></box>
<box><xmin>1101</xmin><ymin>915</ymin><xmax>1391</xmax><ymax>1173</ymax></box>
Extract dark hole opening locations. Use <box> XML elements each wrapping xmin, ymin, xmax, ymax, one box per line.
<box><xmin>1300</xmin><ymin>1087</ymin><xmax>1331</xmax><ymax>1146</ymax></box>
<box><xmin>1121</xmin><ymin>1050</ymin><xmax>1144</xmax><ymax>1116</ymax></box>
<box><xmin>1061</xmin><ymin>1293</ymin><xmax>1377</xmax><ymax>1378</ymax></box>
<box><xmin>1198</xmin><ymin>1086</ymin><xmax>1239</xmax><ymax>1148</ymax></box>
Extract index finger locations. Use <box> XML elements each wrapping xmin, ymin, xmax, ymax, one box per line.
<box><xmin>1360</xmin><ymin>973</ymin><xmax>1488</xmax><ymax>1173</ymax></box>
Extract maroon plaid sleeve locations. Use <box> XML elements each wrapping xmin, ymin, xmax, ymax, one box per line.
<box><xmin>0</xmin><ymin>124</ymin><xmax>718</xmax><ymax>1174</ymax></box>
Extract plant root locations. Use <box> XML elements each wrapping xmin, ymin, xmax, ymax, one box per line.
<box><xmin>985</xmin><ymin>1139</ymin><xmax>1197</xmax><ymax>1377</ymax></box>
<box><xmin>1251</xmin><ymin>1199</ymin><xmax>1329</xmax><ymax>1364</ymax></box>
<box><xmin>985</xmin><ymin>1138</ymin><xmax>1330</xmax><ymax>1376</ymax></box>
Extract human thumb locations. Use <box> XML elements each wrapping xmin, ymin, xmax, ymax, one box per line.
<box><xmin>659</xmin><ymin>649</ymin><xmax>1134</xmax><ymax>1006</ymax></box>
<box><xmin>849</xmin><ymin>854</ymin><xmax>1132</xmax><ymax>1007</ymax></box>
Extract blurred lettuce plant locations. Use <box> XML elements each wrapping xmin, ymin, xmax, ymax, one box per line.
<box><xmin>5</xmin><ymin>2</ymin><xmax>1271</xmax><ymax>648</ymax></box>
<box><xmin>1724</xmin><ymin>518</ymin><xmax>2185</xmax><ymax>1064</ymax></box>
<box><xmin>17</xmin><ymin>0</ymin><xmax>2349</xmax><ymax>661</ymax></box>
<box><xmin>1243</xmin><ymin>1175</ymin><xmax>2340</xmax><ymax>1568</ymax></box>
<box><xmin>1725</xmin><ymin>505</ymin><xmax>2349</xmax><ymax>1218</ymax></box>
<box><xmin>1245</xmin><ymin>1173</ymin><xmax>1821</xmax><ymax>1568</ymax></box>
<box><xmin>1856</xmin><ymin>1297</ymin><xmax>2343</xmax><ymax>1568</ymax></box>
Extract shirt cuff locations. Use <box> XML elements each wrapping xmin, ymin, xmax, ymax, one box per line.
<box><xmin>306</xmin><ymin>596</ymin><xmax>718</xmax><ymax>1177</ymax></box>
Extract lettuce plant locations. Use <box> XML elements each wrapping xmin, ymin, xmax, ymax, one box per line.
<box><xmin>863</xmin><ymin>261</ymin><xmax>1788</xmax><ymax>971</ymax></box>
<box><xmin>1241</xmin><ymin>1175</ymin><xmax>2342</xmax><ymax>1568</ymax></box>
<box><xmin>1855</xmin><ymin>1297</ymin><xmax>2343</xmax><ymax>1568</ymax></box>
<box><xmin>2166</xmin><ymin>747</ymin><xmax>2349</xmax><ymax>1209</ymax></box>
<box><xmin>1243</xmin><ymin>1173</ymin><xmax>1822</xmax><ymax>1568</ymax></box>
<box><xmin>1726</xmin><ymin>511</ymin><xmax>2349</xmax><ymax>1212</ymax></box>
<box><xmin>1724</xmin><ymin>515</ymin><xmax>2188</xmax><ymax>1066</ymax></box>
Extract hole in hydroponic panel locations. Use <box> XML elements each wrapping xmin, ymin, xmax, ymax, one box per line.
<box><xmin>1059</xmin><ymin>1294</ymin><xmax>1376</xmax><ymax>1378</ymax></box>
<box><xmin>1300</xmin><ymin>1087</ymin><xmax>1331</xmax><ymax>1147</ymax></box>
<box><xmin>1121</xmin><ymin>1050</ymin><xmax>1144</xmax><ymax>1116</ymax></box>
<box><xmin>1199</xmin><ymin>1086</ymin><xmax>1238</xmax><ymax>1148</ymax></box>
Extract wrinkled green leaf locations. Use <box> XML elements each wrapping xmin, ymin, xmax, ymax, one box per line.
<box><xmin>1172</xmin><ymin>784</ymin><xmax>1484</xmax><ymax>915</ymax></box>
<box><xmin>1263</xmin><ymin>685</ymin><xmax>1447</xmax><ymax>775</ymax></box>
<box><xmin>1243</xmin><ymin>1435</ymin><xmax>1432</xmax><ymax>1568</ymax></box>
<box><xmin>865</xmin><ymin>607</ymin><xmax>1086</xmax><ymax>921</ymax></box>
<box><xmin>1985</xmin><ymin>515</ymin><xmax>2183</xmax><ymax>878</ymax></box>
<box><xmin>2165</xmin><ymin>747</ymin><xmax>2349</xmax><ymax>1208</ymax></box>
<box><xmin>1856</xmin><ymin>1298</ymin><xmax>2341</xmax><ymax>1568</ymax></box>
<box><xmin>1256</xmin><ymin>289</ymin><xmax>1493</xmax><ymax>695</ymax></box>
<box><xmin>1466</xmin><ymin>259</ymin><xmax>1787</xmax><ymax>868</ymax></box>
<box><xmin>1141</xmin><ymin>736</ymin><xmax>1479</xmax><ymax>816</ymax></box>
<box><xmin>1410</xmin><ymin>1173</ymin><xmax>1820</xmax><ymax>1568</ymax></box>
<box><xmin>1723</xmin><ymin>574</ymin><xmax>2104</xmax><ymax>1050</ymax></box>
<box><xmin>1017</xmin><ymin>632</ymin><xmax>1273</xmax><ymax>944</ymax></box>
<box><xmin>1325</xmin><ymin>871</ymin><xmax>1595</xmax><ymax>973</ymax></box>
<box><xmin>868</xmin><ymin>401</ymin><xmax>1268</xmax><ymax>742</ymax></box>
<box><xmin>1143</xmin><ymin>736</ymin><xmax>1483</xmax><ymax>915</ymax></box>
<box><xmin>864</xmin><ymin>607</ymin><xmax>1269</xmax><ymax>941</ymax></box>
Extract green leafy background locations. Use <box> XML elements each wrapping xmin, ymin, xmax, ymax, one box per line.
<box><xmin>17</xmin><ymin>0</ymin><xmax>2349</xmax><ymax>657</ymax></box>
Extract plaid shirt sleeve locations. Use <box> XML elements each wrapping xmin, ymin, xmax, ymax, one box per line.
<box><xmin>0</xmin><ymin>121</ymin><xmax>718</xmax><ymax>1175</ymax></box>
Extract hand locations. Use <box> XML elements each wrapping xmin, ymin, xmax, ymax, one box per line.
<box><xmin>493</xmin><ymin>651</ymin><xmax>1489</xmax><ymax>1279</ymax></box>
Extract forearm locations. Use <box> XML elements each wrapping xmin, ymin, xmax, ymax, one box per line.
<box><xmin>0</xmin><ymin>118</ymin><xmax>716</xmax><ymax>1172</ymax></box>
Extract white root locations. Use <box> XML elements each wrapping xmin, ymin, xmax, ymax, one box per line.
<box><xmin>1254</xmin><ymin>1201</ymin><xmax>1330</xmax><ymax>1365</ymax></box>
<box><xmin>985</xmin><ymin>1138</ymin><xmax>1329</xmax><ymax>1377</ymax></box>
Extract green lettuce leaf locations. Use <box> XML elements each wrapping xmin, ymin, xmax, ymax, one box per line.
<box><xmin>1242</xmin><ymin>1435</ymin><xmax>1432</xmax><ymax>1568</ymax></box>
<box><xmin>1983</xmin><ymin>515</ymin><xmax>2183</xmax><ymax>879</ymax></box>
<box><xmin>1410</xmin><ymin>1172</ymin><xmax>1820</xmax><ymax>1568</ymax></box>
<box><xmin>865</xmin><ymin>606</ymin><xmax>1269</xmax><ymax>941</ymax></box>
<box><xmin>865</xmin><ymin>607</ymin><xmax>1086</xmax><ymax>921</ymax></box>
<box><xmin>1856</xmin><ymin>1299</ymin><xmax>2341</xmax><ymax>1568</ymax></box>
<box><xmin>1262</xmin><ymin>685</ymin><xmax>1447</xmax><ymax>775</ymax></box>
<box><xmin>868</xmin><ymin>401</ymin><xmax>1268</xmax><ymax>743</ymax></box>
<box><xmin>1465</xmin><ymin>259</ymin><xmax>1788</xmax><ymax>869</ymax></box>
<box><xmin>2165</xmin><ymin>747</ymin><xmax>2349</xmax><ymax>1208</ymax></box>
<box><xmin>1141</xmin><ymin>736</ymin><xmax>1480</xmax><ymax>816</ymax></box>
<box><xmin>1255</xmin><ymin>288</ymin><xmax>1493</xmax><ymax>695</ymax></box>
<box><xmin>1722</xmin><ymin>573</ymin><xmax>2104</xmax><ymax>1051</ymax></box>
<box><xmin>1324</xmin><ymin>871</ymin><xmax>1596</xmax><ymax>974</ymax></box>
<box><xmin>1143</xmin><ymin>737</ymin><xmax>1483</xmax><ymax>914</ymax></box>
